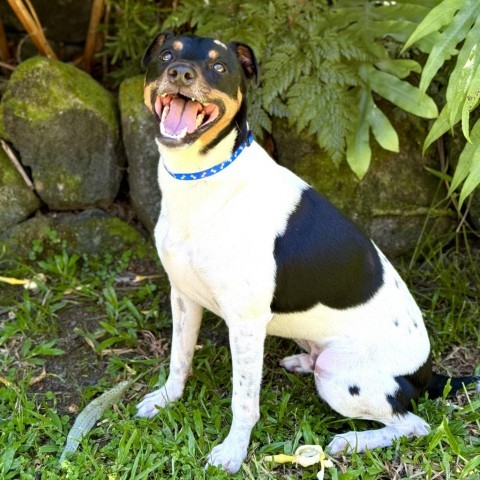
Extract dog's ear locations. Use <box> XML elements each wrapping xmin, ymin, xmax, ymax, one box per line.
<box><xmin>142</xmin><ymin>31</ymin><xmax>174</xmax><ymax>68</ymax></box>
<box><xmin>231</xmin><ymin>42</ymin><xmax>258</xmax><ymax>83</ymax></box>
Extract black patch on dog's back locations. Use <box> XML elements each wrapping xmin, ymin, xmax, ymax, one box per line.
<box><xmin>271</xmin><ymin>187</ymin><xmax>384</xmax><ymax>313</ymax></box>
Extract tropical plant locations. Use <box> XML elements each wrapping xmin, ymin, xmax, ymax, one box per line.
<box><xmin>104</xmin><ymin>0</ymin><xmax>479</xmax><ymax>201</ymax></box>
<box><xmin>403</xmin><ymin>0</ymin><xmax>480</xmax><ymax>207</ymax></box>
<box><xmin>162</xmin><ymin>0</ymin><xmax>442</xmax><ymax>178</ymax></box>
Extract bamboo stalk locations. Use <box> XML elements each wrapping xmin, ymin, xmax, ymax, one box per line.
<box><xmin>83</xmin><ymin>0</ymin><xmax>105</xmax><ymax>72</ymax></box>
<box><xmin>6</xmin><ymin>0</ymin><xmax>57</xmax><ymax>59</ymax></box>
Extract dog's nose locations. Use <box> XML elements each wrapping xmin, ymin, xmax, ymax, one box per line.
<box><xmin>167</xmin><ymin>63</ymin><xmax>197</xmax><ymax>86</ymax></box>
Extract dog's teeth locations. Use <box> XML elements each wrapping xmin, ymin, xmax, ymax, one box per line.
<box><xmin>191</xmin><ymin>97</ymin><xmax>196</xmax><ymax>102</ymax></box>
<box><xmin>196</xmin><ymin>113</ymin><xmax>205</xmax><ymax>128</ymax></box>
<box><xmin>178</xmin><ymin>127</ymin><xmax>188</xmax><ymax>138</ymax></box>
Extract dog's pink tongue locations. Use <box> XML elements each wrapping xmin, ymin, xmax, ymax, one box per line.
<box><xmin>164</xmin><ymin>97</ymin><xmax>201</xmax><ymax>136</ymax></box>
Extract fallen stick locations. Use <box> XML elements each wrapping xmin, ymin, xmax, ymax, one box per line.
<box><xmin>0</xmin><ymin>139</ymin><xmax>34</xmax><ymax>189</ymax></box>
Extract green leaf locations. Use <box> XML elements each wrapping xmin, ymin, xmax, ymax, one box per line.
<box><xmin>423</xmin><ymin>105</ymin><xmax>461</xmax><ymax>153</ymax></box>
<box><xmin>461</xmin><ymin>455</ymin><xmax>480</xmax><ymax>478</ymax></box>
<box><xmin>449</xmin><ymin>118</ymin><xmax>480</xmax><ymax>205</ymax></box>
<box><xmin>462</xmin><ymin>63</ymin><xmax>480</xmax><ymax>140</ymax></box>
<box><xmin>367</xmin><ymin>19</ymin><xmax>441</xmax><ymax>54</ymax></box>
<box><xmin>30</xmin><ymin>340</ymin><xmax>65</xmax><ymax>357</ymax></box>
<box><xmin>446</xmin><ymin>14</ymin><xmax>480</xmax><ymax>127</ymax></box>
<box><xmin>99</xmin><ymin>321</ymin><xmax>119</xmax><ymax>335</ymax></box>
<box><xmin>458</xmin><ymin>145</ymin><xmax>480</xmax><ymax>207</ymax></box>
<box><xmin>361</xmin><ymin>64</ymin><xmax>438</xmax><ymax>118</ymax></box>
<box><xmin>419</xmin><ymin>0</ymin><xmax>478</xmax><ymax>92</ymax></box>
<box><xmin>368</xmin><ymin>102</ymin><xmax>399</xmax><ymax>152</ymax></box>
<box><xmin>375</xmin><ymin>58</ymin><xmax>422</xmax><ymax>79</ymax></box>
<box><xmin>424</xmin><ymin>166</ymin><xmax>453</xmax><ymax>183</ymax></box>
<box><xmin>346</xmin><ymin>88</ymin><xmax>372</xmax><ymax>179</ymax></box>
<box><xmin>402</xmin><ymin>0</ymin><xmax>463</xmax><ymax>51</ymax></box>
<box><xmin>376</xmin><ymin>3</ymin><xmax>431</xmax><ymax>24</ymax></box>
<box><xmin>440</xmin><ymin>416</ymin><xmax>460</xmax><ymax>456</ymax></box>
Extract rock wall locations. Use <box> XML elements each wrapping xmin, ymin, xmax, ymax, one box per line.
<box><xmin>0</xmin><ymin>57</ymin><xmax>459</xmax><ymax>261</ymax></box>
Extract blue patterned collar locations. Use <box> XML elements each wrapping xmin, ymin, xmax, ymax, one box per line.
<box><xmin>163</xmin><ymin>131</ymin><xmax>253</xmax><ymax>181</ymax></box>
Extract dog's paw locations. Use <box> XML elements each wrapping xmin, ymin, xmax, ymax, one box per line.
<box><xmin>327</xmin><ymin>432</ymin><xmax>358</xmax><ymax>455</ymax></box>
<box><xmin>206</xmin><ymin>437</ymin><xmax>247</xmax><ymax>474</ymax></box>
<box><xmin>279</xmin><ymin>353</ymin><xmax>315</xmax><ymax>373</ymax></box>
<box><xmin>135</xmin><ymin>386</ymin><xmax>180</xmax><ymax>418</ymax></box>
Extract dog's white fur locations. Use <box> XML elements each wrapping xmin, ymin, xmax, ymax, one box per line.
<box><xmin>136</xmin><ymin>129</ymin><xmax>436</xmax><ymax>472</ymax></box>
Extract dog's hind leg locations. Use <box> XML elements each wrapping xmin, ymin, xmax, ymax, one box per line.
<box><xmin>327</xmin><ymin>412</ymin><xmax>429</xmax><ymax>454</ymax></box>
<box><xmin>279</xmin><ymin>339</ymin><xmax>322</xmax><ymax>373</ymax></box>
<box><xmin>313</xmin><ymin>345</ymin><xmax>430</xmax><ymax>454</ymax></box>
<box><xmin>136</xmin><ymin>286</ymin><xmax>203</xmax><ymax>418</ymax></box>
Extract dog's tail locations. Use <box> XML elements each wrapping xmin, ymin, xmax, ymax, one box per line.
<box><xmin>426</xmin><ymin>372</ymin><xmax>480</xmax><ymax>399</ymax></box>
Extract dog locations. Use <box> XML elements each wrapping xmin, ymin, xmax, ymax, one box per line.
<box><xmin>135</xmin><ymin>32</ymin><xmax>479</xmax><ymax>473</ymax></box>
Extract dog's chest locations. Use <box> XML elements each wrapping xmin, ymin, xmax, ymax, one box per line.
<box><xmin>154</xmin><ymin>167</ymin><xmax>304</xmax><ymax>317</ymax></box>
<box><xmin>155</xmin><ymin>212</ymin><xmax>221</xmax><ymax>312</ymax></box>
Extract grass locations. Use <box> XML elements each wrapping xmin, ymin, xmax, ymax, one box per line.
<box><xmin>0</xmin><ymin>234</ymin><xmax>479</xmax><ymax>480</ymax></box>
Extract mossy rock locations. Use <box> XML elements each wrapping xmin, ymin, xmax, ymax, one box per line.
<box><xmin>1</xmin><ymin>57</ymin><xmax>124</xmax><ymax>210</ymax></box>
<box><xmin>119</xmin><ymin>76</ymin><xmax>161</xmax><ymax>231</ymax></box>
<box><xmin>272</xmin><ymin>106</ymin><xmax>453</xmax><ymax>257</ymax></box>
<box><xmin>0</xmin><ymin>147</ymin><xmax>40</xmax><ymax>235</ymax></box>
<box><xmin>0</xmin><ymin>104</ymin><xmax>7</xmax><ymax>140</ymax></box>
<box><xmin>0</xmin><ymin>210</ymin><xmax>152</xmax><ymax>262</ymax></box>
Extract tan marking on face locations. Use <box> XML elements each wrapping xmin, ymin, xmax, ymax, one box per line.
<box><xmin>173</xmin><ymin>40</ymin><xmax>184</xmax><ymax>50</ymax></box>
<box><xmin>143</xmin><ymin>80</ymin><xmax>156</xmax><ymax>113</ymax></box>
<box><xmin>198</xmin><ymin>88</ymin><xmax>243</xmax><ymax>149</ymax></box>
<box><xmin>208</xmin><ymin>49</ymin><xmax>219</xmax><ymax>60</ymax></box>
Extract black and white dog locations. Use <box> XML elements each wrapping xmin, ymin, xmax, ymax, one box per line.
<box><xmin>136</xmin><ymin>33</ymin><xmax>479</xmax><ymax>473</ymax></box>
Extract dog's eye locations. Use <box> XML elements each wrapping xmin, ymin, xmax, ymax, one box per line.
<box><xmin>212</xmin><ymin>62</ymin><xmax>226</xmax><ymax>73</ymax></box>
<box><xmin>161</xmin><ymin>51</ymin><xmax>173</xmax><ymax>62</ymax></box>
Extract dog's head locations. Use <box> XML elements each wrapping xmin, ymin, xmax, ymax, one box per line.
<box><xmin>142</xmin><ymin>33</ymin><xmax>257</xmax><ymax>150</ymax></box>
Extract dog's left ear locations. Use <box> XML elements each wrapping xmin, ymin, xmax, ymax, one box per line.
<box><xmin>142</xmin><ymin>31</ymin><xmax>174</xmax><ymax>68</ymax></box>
<box><xmin>231</xmin><ymin>42</ymin><xmax>258</xmax><ymax>83</ymax></box>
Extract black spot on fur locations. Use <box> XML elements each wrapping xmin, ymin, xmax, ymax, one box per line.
<box><xmin>394</xmin><ymin>319</ymin><xmax>399</xmax><ymax>327</ymax></box>
<box><xmin>349</xmin><ymin>385</ymin><xmax>360</xmax><ymax>396</ymax></box>
<box><xmin>271</xmin><ymin>187</ymin><xmax>384</xmax><ymax>313</ymax></box>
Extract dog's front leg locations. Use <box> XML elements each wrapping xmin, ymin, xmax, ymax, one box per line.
<box><xmin>207</xmin><ymin>318</ymin><xmax>268</xmax><ymax>473</ymax></box>
<box><xmin>136</xmin><ymin>286</ymin><xmax>203</xmax><ymax>418</ymax></box>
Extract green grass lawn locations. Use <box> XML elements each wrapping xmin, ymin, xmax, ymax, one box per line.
<box><xmin>0</xmin><ymin>235</ymin><xmax>479</xmax><ymax>479</ymax></box>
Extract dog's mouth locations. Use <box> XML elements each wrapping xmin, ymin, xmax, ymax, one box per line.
<box><xmin>154</xmin><ymin>93</ymin><xmax>220</xmax><ymax>142</ymax></box>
